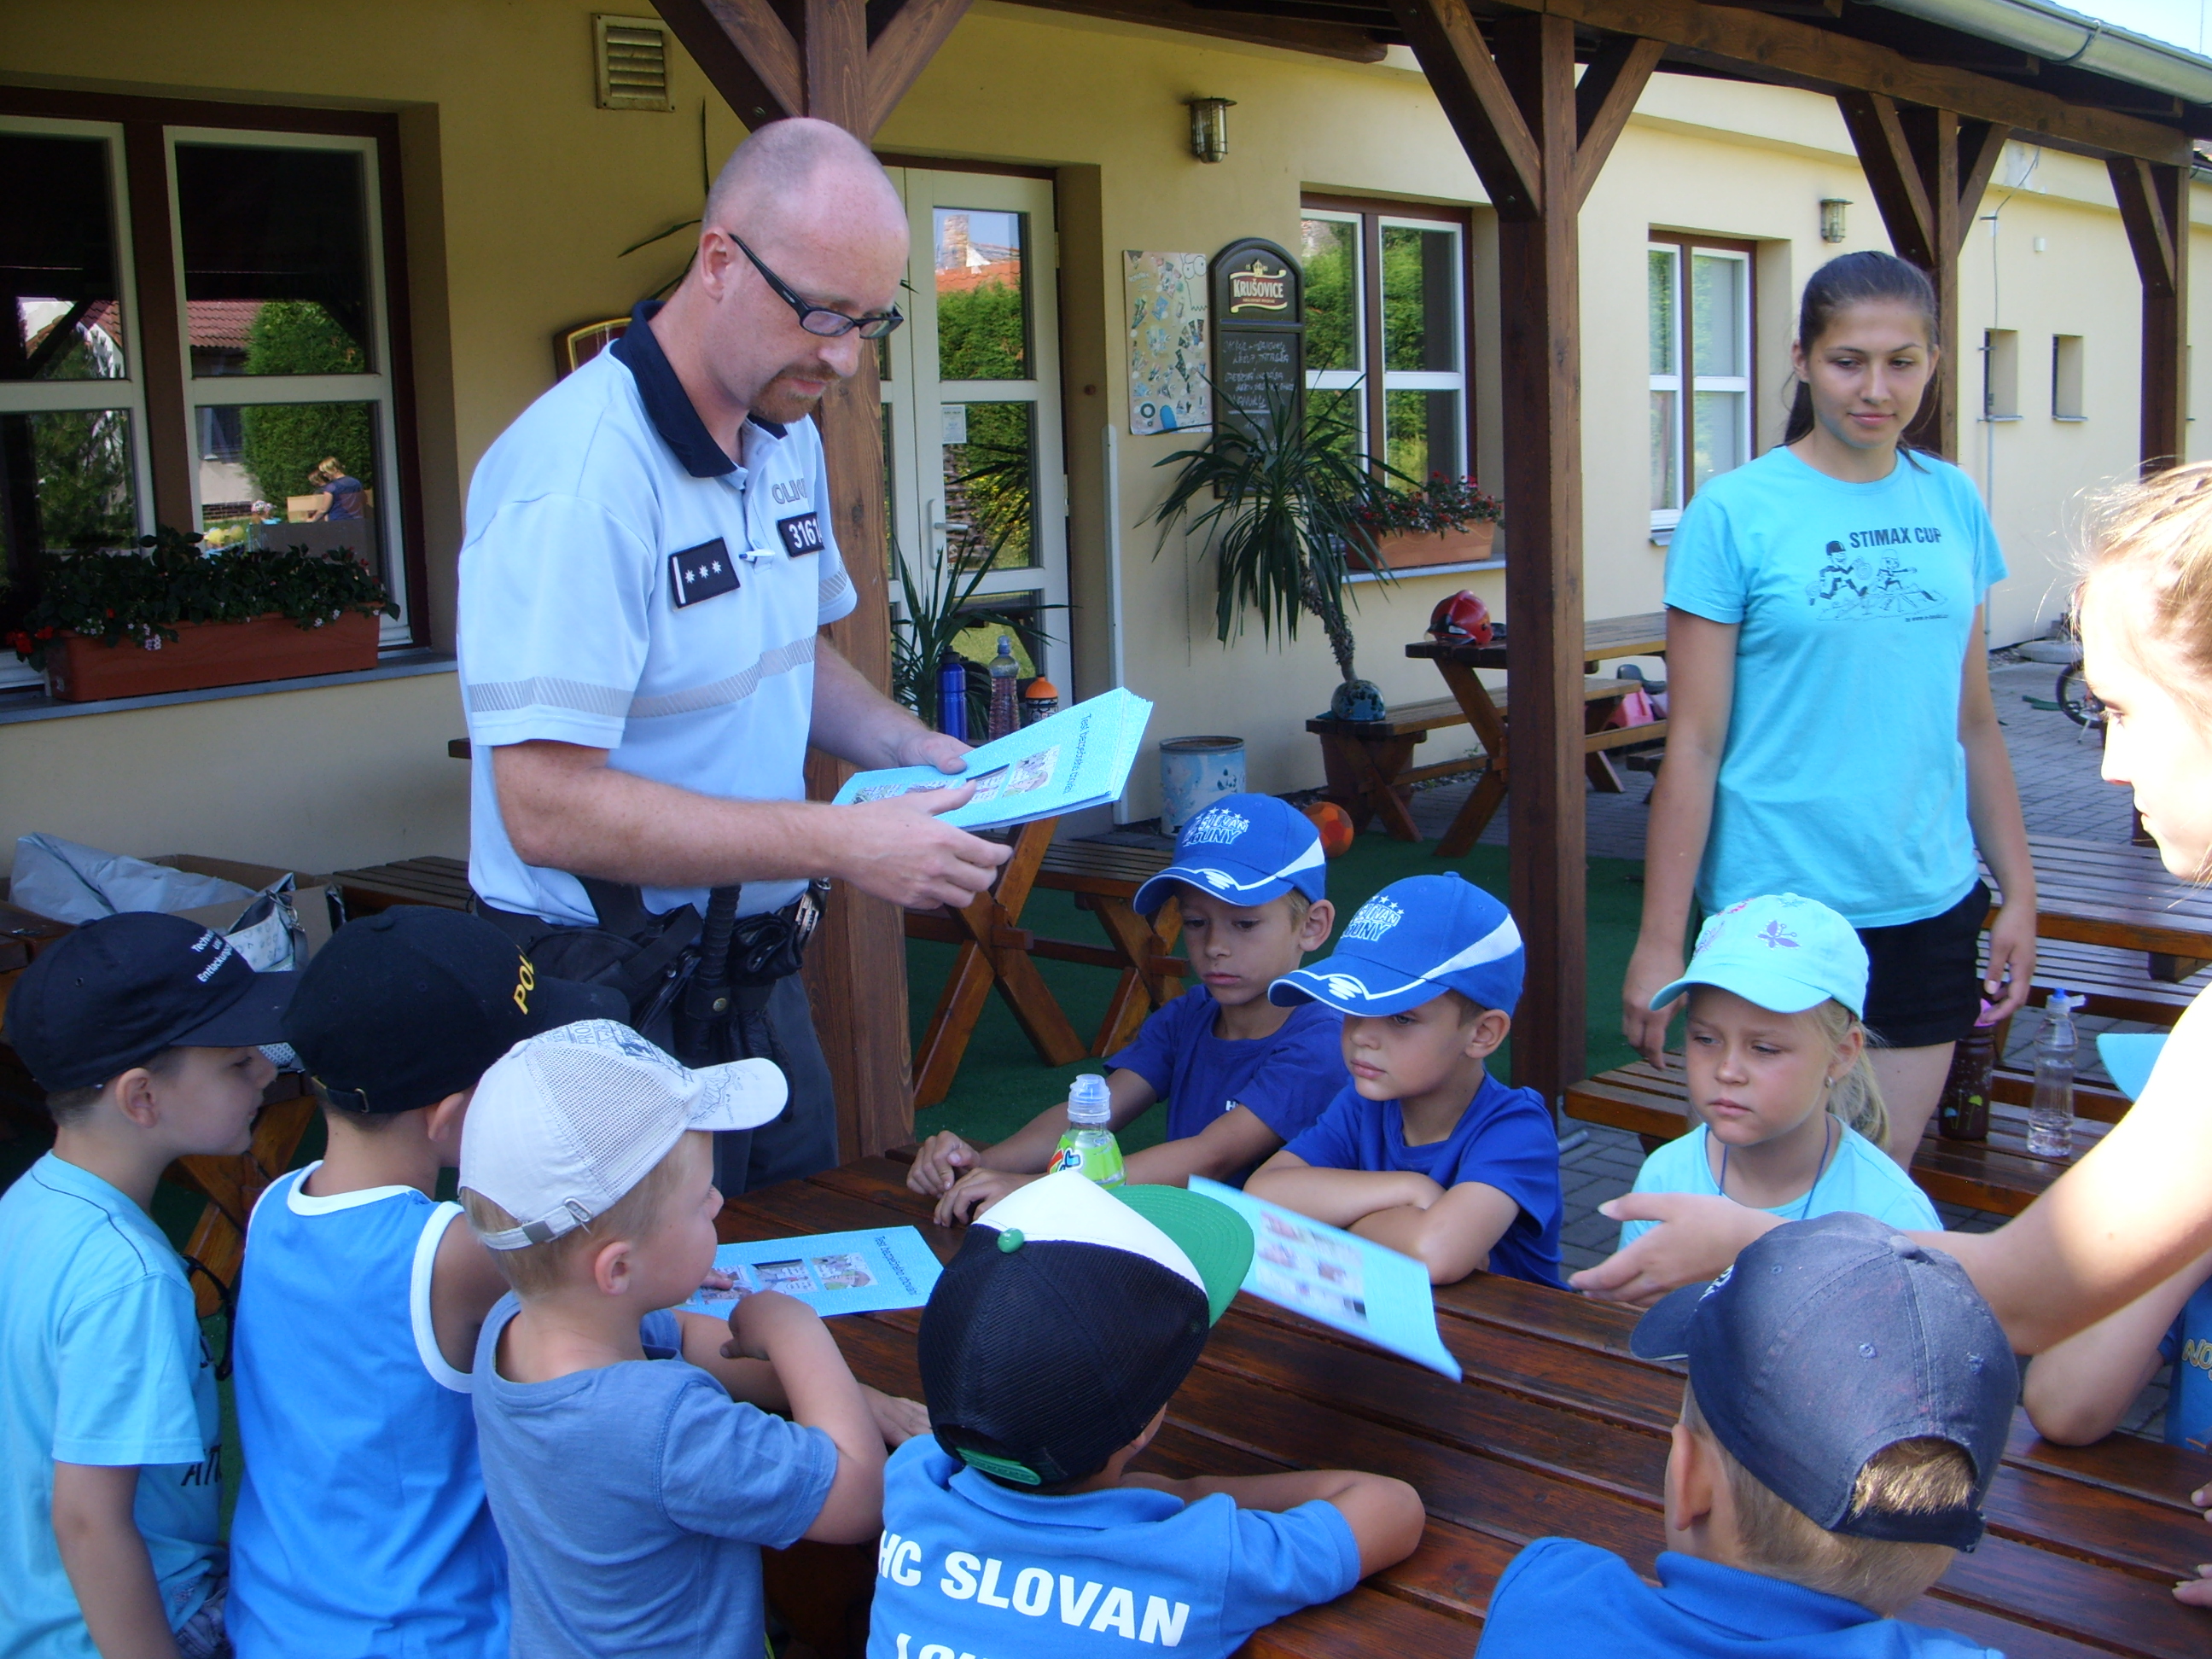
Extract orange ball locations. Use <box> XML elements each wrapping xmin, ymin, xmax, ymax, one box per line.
<box><xmin>1305</xmin><ymin>800</ymin><xmax>1355</xmax><ymax>859</ymax></box>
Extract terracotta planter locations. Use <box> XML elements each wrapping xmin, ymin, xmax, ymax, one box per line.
<box><xmin>44</xmin><ymin>612</ymin><xmax>381</xmax><ymax>702</ymax></box>
<box><xmin>1375</xmin><ymin>521</ymin><xmax>1497</xmax><ymax>571</ymax></box>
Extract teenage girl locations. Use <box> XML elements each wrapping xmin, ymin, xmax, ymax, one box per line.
<box><xmin>1619</xmin><ymin>892</ymin><xmax>1937</xmax><ymax>1249</ymax></box>
<box><xmin>1623</xmin><ymin>250</ymin><xmax>2038</xmax><ymax>1161</ymax></box>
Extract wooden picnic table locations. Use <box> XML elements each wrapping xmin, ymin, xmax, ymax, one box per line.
<box><xmin>2010</xmin><ymin>831</ymin><xmax>2212</xmax><ymax>983</ymax></box>
<box><xmin>731</xmin><ymin>1155</ymin><xmax>2212</xmax><ymax>1659</ymax></box>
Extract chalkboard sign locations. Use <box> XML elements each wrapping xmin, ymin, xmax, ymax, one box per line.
<box><xmin>1210</xmin><ymin>237</ymin><xmax>1303</xmax><ymax>442</ymax></box>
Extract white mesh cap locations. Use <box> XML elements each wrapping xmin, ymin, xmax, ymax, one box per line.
<box><xmin>459</xmin><ymin>1019</ymin><xmax>787</xmax><ymax>1250</ymax></box>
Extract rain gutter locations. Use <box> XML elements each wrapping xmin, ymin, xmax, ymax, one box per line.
<box><xmin>1857</xmin><ymin>0</ymin><xmax>2212</xmax><ymax>107</ymax></box>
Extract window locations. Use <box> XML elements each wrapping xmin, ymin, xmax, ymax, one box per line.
<box><xmin>2052</xmin><ymin>334</ymin><xmax>2086</xmax><ymax>421</ymax></box>
<box><xmin>1983</xmin><ymin>329</ymin><xmax>2020</xmax><ymax>421</ymax></box>
<box><xmin>1300</xmin><ymin>199</ymin><xmax>1472</xmax><ymax>486</ymax></box>
<box><xmin>1</xmin><ymin>90</ymin><xmax>422</xmax><ymax>690</ymax></box>
<box><xmin>1648</xmin><ymin>234</ymin><xmax>1753</xmax><ymax>538</ymax></box>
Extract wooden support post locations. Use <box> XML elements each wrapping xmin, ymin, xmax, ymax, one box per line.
<box><xmin>2109</xmin><ymin>157</ymin><xmax>2189</xmax><ymax>474</ymax></box>
<box><xmin>1835</xmin><ymin>96</ymin><xmax>2007</xmax><ymax>458</ymax></box>
<box><xmin>655</xmin><ymin>0</ymin><xmax>973</xmax><ymax>1157</ymax></box>
<box><xmin>1391</xmin><ymin>0</ymin><xmax>1657</xmax><ymax>1110</ymax></box>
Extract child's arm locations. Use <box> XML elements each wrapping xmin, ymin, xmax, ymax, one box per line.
<box><xmin>1348</xmin><ymin>1181</ymin><xmax>1520</xmax><ymax>1284</ymax></box>
<box><xmin>50</xmin><ymin>1462</ymin><xmax>179</xmax><ymax>1659</ymax></box>
<box><xmin>930</xmin><ymin>1069</ymin><xmax>1160</xmax><ymax>1222</ymax></box>
<box><xmin>2023</xmin><ymin>1249</ymin><xmax>2212</xmax><ymax>1445</ymax></box>
<box><xmin>1123</xmin><ymin>1106</ymin><xmax>1283</xmax><ymax>1188</ymax></box>
<box><xmin>429</xmin><ymin>1214</ymin><xmax>519</xmax><ymax>1374</ymax></box>
<box><xmin>1126</xmin><ymin>1468</ymin><xmax>1425</xmax><ymax>1578</ymax></box>
<box><xmin>678</xmin><ymin>1311</ymin><xmax>929</xmax><ymax>1446</ymax></box>
<box><xmin>724</xmin><ymin>1291</ymin><xmax>885</xmax><ymax>1543</ymax></box>
<box><xmin>1245</xmin><ymin>1151</ymin><xmax>1445</xmax><ymax>1231</ymax></box>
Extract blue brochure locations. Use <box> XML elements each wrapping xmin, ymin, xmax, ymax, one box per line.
<box><xmin>1190</xmin><ymin>1177</ymin><xmax>1463</xmax><ymax>1380</ymax></box>
<box><xmin>681</xmin><ymin>1226</ymin><xmax>943</xmax><ymax>1319</ymax></box>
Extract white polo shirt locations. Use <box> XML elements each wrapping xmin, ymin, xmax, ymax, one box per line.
<box><xmin>458</xmin><ymin>302</ymin><xmax>857</xmax><ymax>926</ymax></box>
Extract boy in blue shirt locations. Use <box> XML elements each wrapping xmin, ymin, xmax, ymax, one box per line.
<box><xmin>870</xmin><ymin>1169</ymin><xmax>1423</xmax><ymax>1658</ymax></box>
<box><xmin>0</xmin><ymin>913</ymin><xmax>298</xmax><ymax>1659</ymax></box>
<box><xmin>1478</xmin><ymin>1211</ymin><xmax>2018</xmax><ymax>1658</ymax></box>
<box><xmin>226</xmin><ymin>907</ymin><xmax>625</xmax><ymax>1659</ymax></box>
<box><xmin>1247</xmin><ymin>873</ymin><xmax>1563</xmax><ymax>1287</ymax></box>
<box><xmin>910</xmin><ymin>795</ymin><xmax>1348</xmax><ymax>1219</ymax></box>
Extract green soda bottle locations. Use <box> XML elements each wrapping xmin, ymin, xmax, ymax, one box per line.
<box><xmin>1046</xmin><ymin>1073</ymin><xmax>1122</xmax><ymax>1186</ymax></box>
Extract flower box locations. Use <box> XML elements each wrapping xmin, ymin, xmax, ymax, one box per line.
<box><xmin>43</xmin><ymin>612</ymin><xmax>380</xmax><ymax>702</ymax></box>
<box><xmin>1374</xmin><ymin>521</ymin><xmax>1497</xmax><ymax>571</ymax></box>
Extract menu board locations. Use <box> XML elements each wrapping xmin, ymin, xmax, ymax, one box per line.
<box><xmin>1209</xmin><ymin>237</ymin><xmax>1305</xmax><ymax>442</ymax></box>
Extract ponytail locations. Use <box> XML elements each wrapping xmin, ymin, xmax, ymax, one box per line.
<box><xmin>1809</xmin><ymin>998</ymin><xmax>1889</xmax><ymax>1147</ymax></box>
<box><xmin>1784</xmin><ymin>250</ymin><xmax>1939</xmax><ymax>462</ymax></box>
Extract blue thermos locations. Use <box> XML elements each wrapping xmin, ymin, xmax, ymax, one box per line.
<box><xmin>936</xmin><ymin>650</ymin><xmax>969</xmax><ymax>740</ymax></box>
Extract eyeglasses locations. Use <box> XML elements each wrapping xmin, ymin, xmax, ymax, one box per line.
<box><xmin>725</xmin><ymin>231</ymin><xmax>905</xmax><ymax>340</ymax></box>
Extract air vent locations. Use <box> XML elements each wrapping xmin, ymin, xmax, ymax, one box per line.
<box><xmin>594</xmin><ymin>15</ymin><xmax>672</xmax><ymax>111</ymax></box>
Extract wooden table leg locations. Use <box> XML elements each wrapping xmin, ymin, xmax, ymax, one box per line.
<box><xmin>1435</xmin><ymin>768</ymin><xmax>1508</xmax><ymax>860</ymax></box>
<box><xmin>1584</xmin><ymin>693</ymin><xmax>1627</xmax><ymax>793</ymax></box>
<box><xmin>1088</xmin><ymin>894</ymin><xmax>1186</xmax><ymax>1054</ymax></box>
<box><xmin>1344</xmin><ymin>736</ymin><xmax>1423</xmax><ymax>841</ymax></box>
<box><xmin>1432</xmin><ymin>660</ymin><xmax>1511</xmax><ymax>859</ymax></box>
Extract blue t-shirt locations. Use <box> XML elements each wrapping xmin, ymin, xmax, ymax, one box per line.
<box><xmin>471</xmin><ymin>1295</ymin><xmax>837</xmax><ymax>1659</ymax></box>
<box><xmin>866</xmin><ymin>1438</ymin><xmax>1359</xmax><ymax>1659</ymax></box>
<box><xmin>1665</xmin><ymin>445</ymin><xmax>2007</xmax><ymax>928</ymax></box>
<box><xmin>2159</xmin><ymin>1272</ymin><xmax>2212</xmax><ymax>1452</ymax></box>
<box><xmin>1620</xmin><ymin>1121</ymin><xmax>1940</xmax><ymax>1249</ymax></box>
<box><xmin>1281</xmin><ymin>1073</ymin><xmax>1564</xmax><ymax>1288</ymax></box>
<box><xmin>1477</xmin><ymin>1539</ymin><xmax>1998</xmax><ymax>1658</ymax></box>
<box><xmin>1109</xmin><ymin>989</ymin><xmax>1348</xmax><ymax>1170</ymax></box>
<box><xmin>0</xmin><ymin>1155</ymin><xmax>222</xmax><ymax>1656</ymax></box>
<box><xmin>229</xmin><ymin>1167</ymin><xmax>507</xmax><ymax>1659</ymax></box>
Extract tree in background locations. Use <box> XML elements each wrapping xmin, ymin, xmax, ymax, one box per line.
<box><xmin>239</xmin><ymin>302</ymin><xmax>374</xmax><ymax>506</ymax></box>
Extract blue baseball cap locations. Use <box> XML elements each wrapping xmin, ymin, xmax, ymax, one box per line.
<box><xmin>1132</xmin><ymin>793</ymin><xmax>1326</xmax><ymax>917</ymax></box>
<box><xmin>1630</xmin><ymin>1212</ymin><xmax>2015</xmax><ymax>1551</ymax></box>
<box><xmin>1650</xmin><ymin>893</ymin><xmax>1868</xmax><ymax>1018</ymax></box>
<box><xmin>1268</xmin><ymin>873</ymin><xmax>1522</xmax><ymax>1016</ymax></box>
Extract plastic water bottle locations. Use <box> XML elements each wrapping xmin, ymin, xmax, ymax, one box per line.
<box><xmin>2026</xmin><ymin>989</ymin><xmax>2080</xmax><ymax>1160</ymax></box>
<box><xmin>1047</xmin><ymin>1073</ymin><xmax>1123</xmax><ymax>1186</ymax></box>
<box><xmin>986</xmin><ymin>634</ymin><xmax>1021</xmax><ymax>741</ymax></box>
<box><xmin>935</xmin><ymin>649</ymin><xmax>969</xmax><ymax>741</ymax></box>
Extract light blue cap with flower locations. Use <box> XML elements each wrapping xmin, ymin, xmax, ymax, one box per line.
<box><xmin>1650</xmin><ymin>893</ymin><xmax>1869</xmax><ymax>1018</ymax></box>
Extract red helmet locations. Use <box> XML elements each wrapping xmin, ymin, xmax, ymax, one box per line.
<box><xmin>1428</xmin><ymin>590</ymin><xmax>1493</xmax><ymax>646</ymax></box>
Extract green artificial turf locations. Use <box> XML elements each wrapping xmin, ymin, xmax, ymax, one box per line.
<box><xmin>908</xmin><ymin>828</ymin><xmax>1645</xmax><ymax>1150</ymax></box>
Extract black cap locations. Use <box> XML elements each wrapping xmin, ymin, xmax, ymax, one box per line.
<box><xmin>282</xmin><ymin>907</ymin><xmax>626</xmax><ymax>1114</ymax></box>
<box><xmin>1631</xmin><ymin>1211</ymin><xmax>2017</xmax><ymax>1550</ymax></box>
<box><xmin>5</xmin><ymin>911</ymin><xmax>300</xmax><ymax>1091</ymax></box>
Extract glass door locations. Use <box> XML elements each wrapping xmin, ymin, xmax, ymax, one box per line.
<box><xmin>880</xmin><ymin>169</ymin><xmax>1067</xmax><ymax>702</ymax></box>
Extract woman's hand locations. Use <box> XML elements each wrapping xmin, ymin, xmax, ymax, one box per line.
<box><xmin>1622</xmin><ymin>936</ymin><xmax>1687</xmax><ymax>1066</ymax></box>
<box><xmin>1982</xmin><ymin>900</ymin><xmax>2038</xmax><ymax>1022</ymax></box>
<box><xmin>1568</xmin><ymin>1193</ymin><xmax>1783</xmax><ymax>1306</ymax></box>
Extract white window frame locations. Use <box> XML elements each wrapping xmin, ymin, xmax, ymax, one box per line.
<box><xmin>1301</xmin><ymin>207</ymin><xmax>1368</xmax><ymax>454</ymax></box>
<box><xmin>1649</xmin><ymin>236</ymin><xmax>1753</xmax><ymax>539</ymax></box>
<box><xmin>1378</xmin><ymin>213</ymin><xmax>1468</xmax><ymax>479</ymax></box>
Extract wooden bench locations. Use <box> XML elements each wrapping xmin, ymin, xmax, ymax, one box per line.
<box><xmin>1565</xmin><ymin>1058</ymin><xmax>2127</xmax><ymax>1218</ymax></box>
<box><xmin>329</xmin><ymin>855</ymin><xmax>474</xmax><ymax>916</ymax></box>
<box><xmin>2000</xmin><ymin>934</ymin><xmax>2207</xmax><ymax>1027</ymax></box>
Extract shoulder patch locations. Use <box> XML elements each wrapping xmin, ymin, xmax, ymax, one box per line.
<box><xmin>670</xmin><ymin>538</ymin><xmax>740</xmax><ymax>608</ymax></box>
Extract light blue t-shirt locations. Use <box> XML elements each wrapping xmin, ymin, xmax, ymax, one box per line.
<box><xmin>1476</xmin><ymin>1539</ymin><xmax>1998</xmax><ymax>1658</ymax></box>
<box><xmin>1666</xmin><ymin>445</ymin><xmax>2007</xmax><ymax>927</ymax></box>
<box><xmin>471</xmin><ymin>1295</ymin><xmax>836</xmax><ymax>1659</ymax></box>
<box><xmin>228</xmin><ymin>1167</ymin><xmax>507</xmax><ymax>1659</ymax></box>
<box><xmin>1619</xmin><ymin>1119</ymin><xmax>1940</xmax><ymax>1248</ymax></box>
<box><xmin>0</xmin><ymin>1155</ymin><xmax>222</xmax><ymax>1656</ymax></box>
<box><xmin>866</xmin><ymin>1438</ymin><xmax>1360</xmax><ymax>1659</ymax></box>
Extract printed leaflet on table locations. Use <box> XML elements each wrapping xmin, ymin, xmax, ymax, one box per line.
<box><xmin>682</xmin><ymin>1227</ymin><xmax>943</xmax><ymax>1318</ymax></box>
<box><xmin>831</xmin><ymin>687</ymin><xmax>1154</xmax><ymax>831</ymax></box>
<box><xmin>1190</xmin><ymin>1177</ymin><xmax>1463</xmax><ymax>1380</ymax></box>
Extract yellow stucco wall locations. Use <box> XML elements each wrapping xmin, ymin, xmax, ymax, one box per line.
<box><xmin>3</xmin><ymin>0</ymin><xmax>2204</xmax><ymax>847</ymax></box>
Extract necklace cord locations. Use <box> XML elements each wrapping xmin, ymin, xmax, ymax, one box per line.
<box><xmin>1718</xmin><ymin>1111</ymin><xmax>1837</xmax><ymax>1222</ymax></box>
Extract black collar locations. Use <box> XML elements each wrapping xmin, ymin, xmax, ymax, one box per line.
<box><xmin>612</xmin><ymin>300</ymin><xmax>738</xmax><ymax>479</ymax></box>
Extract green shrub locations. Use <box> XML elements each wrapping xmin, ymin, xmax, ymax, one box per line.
<box><xmin>238</xmin><ymin>302</ymin><xmax>375</xmax><ymax>505</ymax></box>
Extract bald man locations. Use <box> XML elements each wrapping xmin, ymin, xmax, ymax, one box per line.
<box><xmin>457</xmin><ymin>119</ymin><xmax>1009</xmax><ymax>1192</ymax></box>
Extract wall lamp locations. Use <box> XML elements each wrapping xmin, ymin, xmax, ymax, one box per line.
<box><xmin>1820</xmin><ymin>197</ymin><xmax>1852</xmax><ymax>243</ymax></box>
<box><xmin>1185</xmin><ymin>96</ymin><xmax>1235</xmax><ymax>163</ymax></box>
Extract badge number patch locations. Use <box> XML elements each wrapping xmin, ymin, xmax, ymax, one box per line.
<box><xmin>777</xmin><ymin>512</ymin><xmax>824</xmax><ymax>558</ymax></box>
<box><xmin>669</xmin><ymin>538</ymin><xmax>739</xmax><ymax>608</ymax></box>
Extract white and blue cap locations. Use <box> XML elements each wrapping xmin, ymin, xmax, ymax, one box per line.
<box><xmin>1268</xmin><ymin>873</ymin><xmax>1523</xmax><ymax>1016</ymax></box>
<box><xmin>1650</xmin><ymin>893</ymin><xmax>1869</xmax><ymax>1019</ymax></box>
<box><xmin>1132</xmin><ymin>793</ymin><xmax>1327</xmax><ymax>918</ymax></box>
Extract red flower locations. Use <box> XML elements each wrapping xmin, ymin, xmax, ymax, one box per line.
<box><xmin>34</xmin><ymin>626</ymin><xmax>54</xmax><ymax>639</ymax></box>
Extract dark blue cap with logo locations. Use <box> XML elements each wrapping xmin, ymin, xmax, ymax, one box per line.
<box><xmin>285</xmin><ymin>907</ymin><xmax>625</xmax><ymax>1115</ymax></box>
<box><xmin>4</xmin><ymin>911</ymin><xmax>300</xmax><ymax>1092</ymax></box>
<box><xmin>1630</xmin><ymin>1211</ymin><xmax>2016</xmax><ymax>1550</ymax></box>
<box><xmin>1133</xmin><ymin>793</ymin><xmax>1327</xmax><ymax>918</ymax></box>
<box><xmin>1270</xmin><ymin>872</ymin><xmax>1523</xmax><ymax>1016</ymax></box>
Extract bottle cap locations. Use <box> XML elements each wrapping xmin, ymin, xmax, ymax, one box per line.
<box><xmin>1068</xmin><ymin>1072</ymin><xmax>1111</xmax><ymax>1122</ymax></box>
<box><xmin>1973</xmin><ymin>998</ymin><xmax>1999</xmax><ymax>1027</ymax></box>
<box><xmin>1024</xmin><ymin>677</ymin><xmax>1059</xmax><ymax>700</ymax></box>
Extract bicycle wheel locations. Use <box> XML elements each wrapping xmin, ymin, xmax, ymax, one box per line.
<box><xmin>2056</xmin><ymin>663</ymin><xmax>2104</xmax><ymax>728</ymax></box>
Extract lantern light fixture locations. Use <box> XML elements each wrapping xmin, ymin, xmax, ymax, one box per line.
<box><xmin>1185</xmin><ymin>96</ymin><xmax>1235</xmax><ymax>163</ymax></box>
<box><xmin>1819</xmin><ymin>197</ymin><xmax>1852</xmax><ymax>243</ymax></box>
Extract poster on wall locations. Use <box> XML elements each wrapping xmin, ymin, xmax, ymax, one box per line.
<box><xmin>1123</xmin><ymin>251</ymin><xmax>1210</xmax><ymax>434</ymax></box>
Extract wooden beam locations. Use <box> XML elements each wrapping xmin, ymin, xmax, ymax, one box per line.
<box><xmin>999</xmin><ymin>0</ymin><xmax>1389</xmax><ymax>61</ymax></box>
<box><xmin>1956</xmin><ymin>117</ymin><xmax>2010</xmax><ymax>253</ymax></box>
<box><xmin>2109</xmin><ymin>157</ymin><xmax>2190</xmax><ymax>473</ymax></box>
<box><xmin>1572</xmin><ymin>33</ymin><xmax>1663</xmax><ymax>207</ymax></box>
<box><xmin>865</xmin><ymin>0</ymin><xmax>975</xmax><ymax>136</ymax></box>
<box><xmin>1387</xmin><ymin>0</ymin><xmax>1543</xmax><ymax>215</ymax></box>
<box><xmin>655</xmin><ymin>0</ymin><xmax>806</xmax><ymax>125</ymax></box>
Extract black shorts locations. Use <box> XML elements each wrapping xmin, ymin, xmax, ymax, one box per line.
<box><xmin>1856</xmin><ymin>880</ymin><xmax>1989</xmax><ymax>1050</ymax></box>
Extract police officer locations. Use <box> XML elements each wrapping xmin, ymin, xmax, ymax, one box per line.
<box><xmin>457</xmin><ymin>119</ymin><xmax>1009</xmax><ymax>1192</ymax></box>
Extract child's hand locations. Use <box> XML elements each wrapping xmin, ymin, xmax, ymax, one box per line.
<box><xmin>910</xmin><ymin>1131</ymin><xmax>982</xmax><ymax>1196</ymax></box>
<box><xmin>720</xmin><ymin>1289</ymin><xmax>821</xmax><ymax>1360</ymax></box>
<box><xmin>698</xmin><ymin>1266</ymin><xmax>736</xmax><ymax>1293</ymax></box>
<box><xmin>935</xmin><ymin>1167</ymin><xmax>1039</xmax><ymax>1227</ymax></box>
<box><xmin>862</xmin><ymin>1385</ymin><xmax>931</xmax><ymax>1447</ymax></box>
